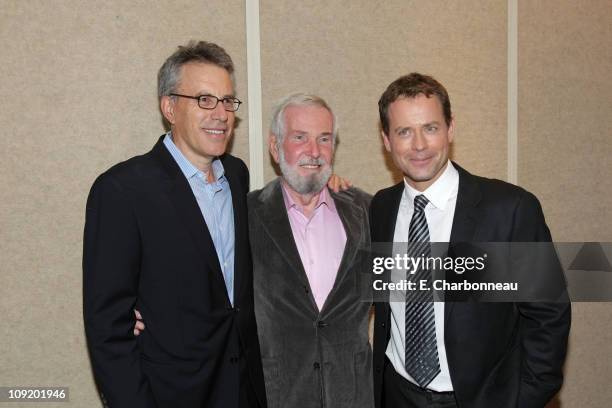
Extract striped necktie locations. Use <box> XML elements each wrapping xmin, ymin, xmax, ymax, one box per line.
<box><xmin>404</xmin><ymin>194</ymin><xmax>440</xmax><ymax>387</ymax></box>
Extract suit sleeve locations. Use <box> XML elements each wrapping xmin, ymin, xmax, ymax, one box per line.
<box><xmin>512</xmin><ymin>191</ymin><xmax>571</xmax><ymax>408</ymax></box>
<box><xmin>83</xmin><ymin>173</ymin><xmax>157</xmax><ymax>408</ymax></box>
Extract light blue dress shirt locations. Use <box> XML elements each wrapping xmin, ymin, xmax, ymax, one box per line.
<box><xmin>163</xmin><ymin>133</ymin><xmax>235</xmax><ymax>304</ymax></box>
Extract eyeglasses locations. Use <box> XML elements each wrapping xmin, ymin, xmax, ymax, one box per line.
<box><xmin>170</xmin><ymin>93</ymin><xmax>242</xmax><ymax>112</ymax></box>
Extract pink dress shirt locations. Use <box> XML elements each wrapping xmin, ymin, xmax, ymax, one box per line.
<box><xmin>281</xmin><ymin>183</ymin><xmax>347</xmax><ymax>311</ymax></box>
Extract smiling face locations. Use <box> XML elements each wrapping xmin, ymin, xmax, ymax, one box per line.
<box><xmin>382</xmin><ymin>94</ymin><xmax>454</xmax><ymax>191</ymax></box>
<box><xmin>270</xmin><ymin>104</ymin><xmax>334</xmax><ymax>195</ymax></box>
<box><xmin>160</xmin><ymin>62</ymin><xmax>235</xmax><ymax>172</ymax></box>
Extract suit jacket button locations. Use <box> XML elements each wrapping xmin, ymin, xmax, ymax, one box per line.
<box><xmin>313</xmin><ymin>362</ymin><xmax>320</xmax><ymax>369</ymax></box>
<box><xmin>376</xmin><ymin>366</ymin><xmax>382</xmax><ymax>373</ymax></box>
<box><xmin>381</xmin><ymin>322</ymin><xmax>386</xmax><ymax>327</ymax></box>
<box><xmin>317</xmin><ymin>321</ymin><xmax>328</xmax><ymax>328</ymax></box>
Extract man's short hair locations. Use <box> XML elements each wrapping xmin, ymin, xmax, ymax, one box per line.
<box><xmin>157</xmin><ymin>41</ymin><xmax>234</xmax><ymax>99</ymax></box>
<box><xmin>378</xmin><ymin>72</ymin><xmax>452</xmax><ymax>135</ymax></box>
<box><xmin>270</xmin><ymin>93</ymin><xmax>338</xmax><ymax>146</ymax></box>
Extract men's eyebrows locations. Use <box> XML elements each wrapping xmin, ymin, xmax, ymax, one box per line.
<box><xmin>393</xmin><ymin>122</ymin><xmax>440</xmax><ymax>133</ymax></box>
<box><xmin>190</xmin><ymin>89</ymin><xmax>212</xmax><ymax>96</ymax></box>
<box><xmin>290</xmin><ymin>130</ymin><xmax>332</xmax><ymax>137</ymax></box>
<box><xmin>194</xmin><ymin>90</ymin><xmax>236</xmax><ymax>98</ymax></box>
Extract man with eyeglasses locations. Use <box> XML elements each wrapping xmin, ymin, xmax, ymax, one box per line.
<box><xmin>83</xmin><ymin>41</ymin><xmax>267</xmax><ymax>408</ymax></box>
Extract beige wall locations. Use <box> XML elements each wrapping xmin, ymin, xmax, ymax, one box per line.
<box><xmin>0</xmin><ymin>1</ymin><xmax>247</xmax><ymax>406</ymax></box>
<box><xmin>518</xmin><ymin>1</ymin><xmax>612</xmax><ymax>407</ymax></box>
<box><xmin>259</xmin><ymin>0</ymin><xmax>508</xmax><ymax>192</ymax></box>
<box><xmin>0</xmin><ymin>1</ymin><xmax>610</xmax><ymax>406</ymax></box>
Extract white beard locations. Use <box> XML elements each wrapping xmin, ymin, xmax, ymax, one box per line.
<box><xmin>279</xmin><ymin>149</ymin><xmax>332</xmax><ymax>195</ymax></box>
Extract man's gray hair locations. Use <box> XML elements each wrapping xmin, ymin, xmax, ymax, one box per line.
<box><xmin>157</xmin><ymin>40</ymin><xmax>234</xmax><ymax>100</ymax></box>
<box><xmin>270</xmin><ymin>93</ymin><xmax>338</xmax><ymax>145</ymax></box>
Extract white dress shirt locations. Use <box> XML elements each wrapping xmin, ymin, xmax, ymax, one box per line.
<box><xmin>385</xmin><ymin>161</ymin><xmax>459</xmax><ymax>391</ymax></box>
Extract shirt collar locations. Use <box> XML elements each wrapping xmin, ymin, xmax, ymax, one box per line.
<box><xmin>403</xmin><ymin>161</ymin><xmax>459</xmax><ymax>210</ymax></box>
<box><xmin>163</xmin><ymin>132</ymin><xmax>226</xmax><ymax>183</ymax></box>
<box><xmin>280</xmin><ymin>180</ymin><xmax>336</xmax><ymax>215</ymax></box>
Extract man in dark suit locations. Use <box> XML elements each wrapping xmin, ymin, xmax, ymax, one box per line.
<box><xmin>83</xmin><ymin>41</ymin><xmax>266</xmax><ymax>408</ymax></box>
<box><xmin>371</xmin><ymin>73</ymin><xmax>570</xmax><ymax>408</ymax></box>
<box><xmin>248</xmin><ymin>94</ymin><xmax>373</xmax><ymax>408</ymax></box>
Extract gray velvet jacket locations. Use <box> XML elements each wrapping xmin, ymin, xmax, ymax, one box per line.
<box><xmin>248</xmin><ymin>178</ymin><xmax>374</xmax><ymax>408</ymax></box>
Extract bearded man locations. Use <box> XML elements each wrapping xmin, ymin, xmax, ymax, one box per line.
<box><xmin>248</xmin><ymin>93</ymin><xmax>374</xmax><ymax>408</ymax></box>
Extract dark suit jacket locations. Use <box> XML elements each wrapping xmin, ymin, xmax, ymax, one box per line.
<box><xmin>248</xmin><ymin>179</ymin><xmax>374</xmax><ymax>408</ymax></box>
<box><xmin>371</xmin><ymin>163</ymin><xmax>570</xmax><ymax>408</ymax></box>
<box><xmin>83</xmin><ymin>136</ymin><xmax>267</xmax><ymax>408</ymax></box>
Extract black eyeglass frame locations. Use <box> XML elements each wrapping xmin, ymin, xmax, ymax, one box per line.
<box><xmin>169</xmin><ymin>93</ymin><xmax>242</xmax><ymax>112</ymax></box>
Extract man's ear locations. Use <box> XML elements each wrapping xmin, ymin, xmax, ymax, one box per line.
<box><xmin>269</xmin><ymin>133</ymin><xmax>280</xmax><ymax>164</ymax></box>
<box><xmin>381</xmin><ymin>130</ymin><xmax>392</xmax><ymax>153</ymax></box>
<box><xmin>447</xmin><ymin>117</ymin><xmax>455</xmax><ymax>144</ymax></box>
<box><xmin>160</xmin><ymin>96</ymin><xmax>176</xmax><ymax>126</ymax></box>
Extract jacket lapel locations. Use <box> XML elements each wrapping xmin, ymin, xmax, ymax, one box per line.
<box><xmin>224</xmin><ymin>159</ymin><xmax>245</xmax><ymax>304</ymax></box>
<box><xmin>449</xmin><ymin>164</ymin><xmax>481</xmax><ymax>244</ymax></box>
<box><xmin>376</xmin><ymin>182</ymin><xmax>404</xmax><ymax>337</ymax></box>
<box><xmin>152</xmin><ymin>138</ymin><xmax>230</xmax><ymax>305</ymax></box>
<box><xmin>379</xmin><ymin>182</ymin><xmax>404</xmax><ymax>243</ymax></box>
<box><xmin>446</xmin><ymin>163</ymin><xmax>482</xmax><ymax>322</ymax></box>
<box><xmin>379</xmin><ymin>182</ymin><xmax>403</xmax><ymax>302</ymax></box>
<box><xmin>320</xmin><ymin>191</ymin><xmax>366</xmax><ymax>312</ymax></box>
<box><xmin>254</xmin><ymin>179</ymin><xmax>313</xmax><ymax>294</ymax></box>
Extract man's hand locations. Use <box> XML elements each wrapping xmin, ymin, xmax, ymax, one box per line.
<box><xmin>327</xmin><ymin>174</ymin><xmax>352</xmax><ymax>193</ymax></box>
<box><xmin>133</xmin><ymin>309</ymin><xmax>145</xmax><ymax>336</ymax></box>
